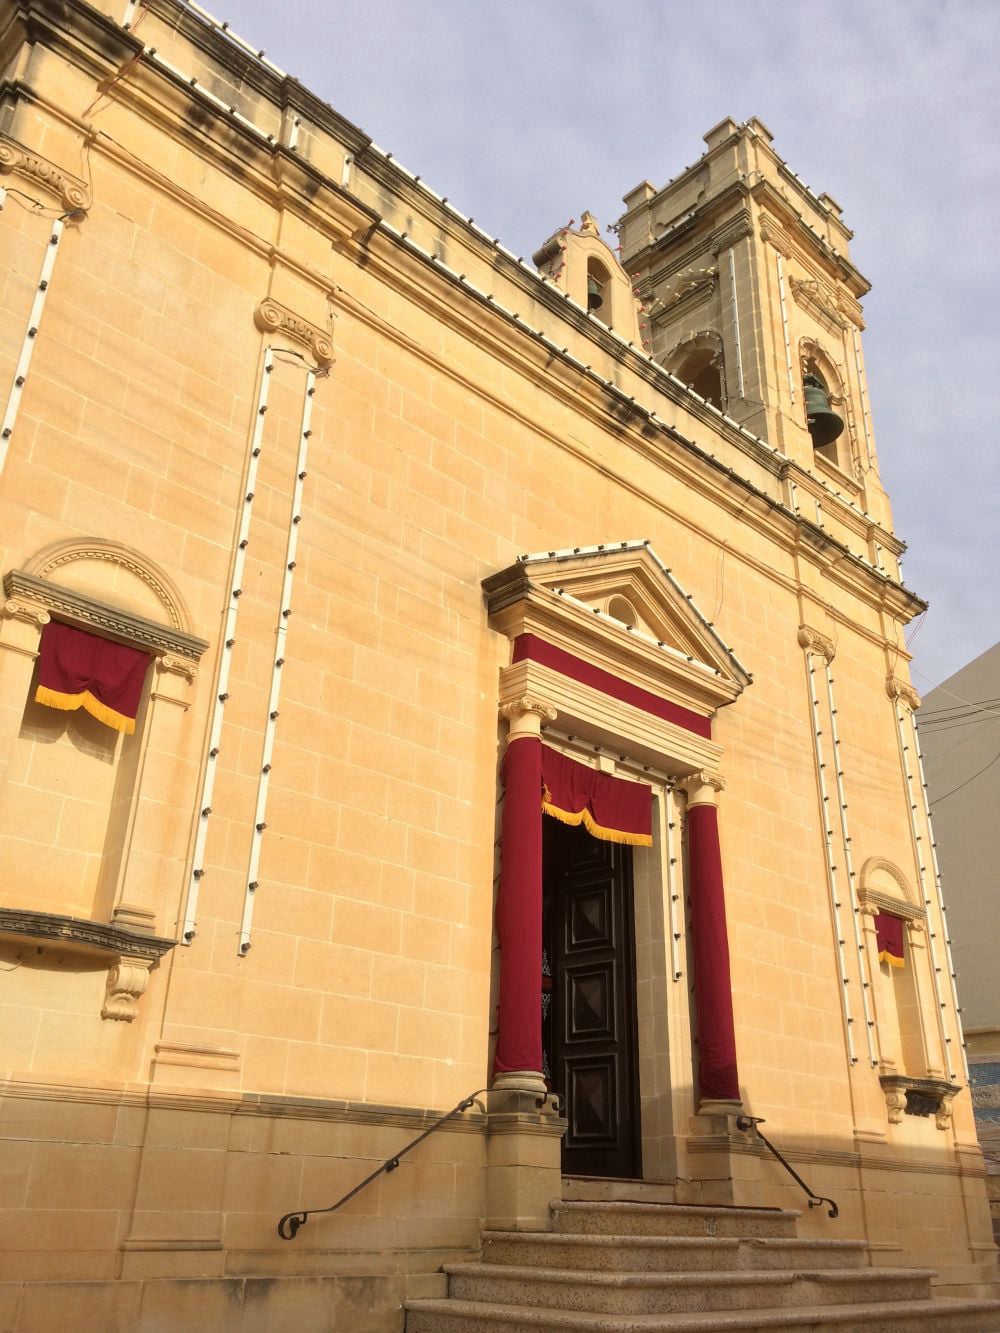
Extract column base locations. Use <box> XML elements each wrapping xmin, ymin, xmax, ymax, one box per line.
<box><xmin>486</xmin><ymin>1090</ymin><xmax>566</xmax><ymax>1232</ymax></box>
<box><xmin>492</xmin><ymin>1069</ymin><xmax>548</xmax><ymax>1096</ymax></box>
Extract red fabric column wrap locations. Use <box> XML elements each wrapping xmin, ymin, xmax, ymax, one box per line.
<box><xmin>541</xmin><ymin>745</ymin><xmax>652</xmax><ymax>846</ymax></box>
<box><xmin>875</xmin><ymin>913</ymin><xmax>905</xmax><ymax>968</ymax></box>
<box><xmin>493</xmin><ymin>735</ymin><xmax>544</xmax><ymax>1075</ymax></box>
<box><xmin>687</xmin><ymin>802</ymin><xmax>740</xmax><ymax>1101</ymax></box>
<box><xmin>35</xmin><ymin>621</ymin><xmax>151</xmax><ymax>735</ymax></box>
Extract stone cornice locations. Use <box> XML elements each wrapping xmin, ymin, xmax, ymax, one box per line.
<box><xmin>0</xmin><ymin>907</ymin><xmax>176</xmax><ymax>962</ymax></box>
<box><xmin>2</xmin><ymin>570</ymin><xmax>208</xmax><ymax>660</ymax></box>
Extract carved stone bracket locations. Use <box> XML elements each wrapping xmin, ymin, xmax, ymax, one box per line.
<box><xmin>789</xmin><ymin>276</ymin><xmax>849</xmax><ymax>333</ymax></box>
<box><xmin>758</xmin><ymin>214</ymin><xmax>792</xmax><ymax>257</ymax></box>
<box><xmin>797</xmin><ymin>625</ymin><xmax>836</xmax><ymax>661</ymax></box>
<box><xmin>102</xmin><ymin>959</ymin><xmax>153</xmax><ymax>1022</ymax></box>
<box><xmin>0</xmin><ymin>136</ymin><xmax>90</xmax><ymax>212</ymax></box>
<box><xmin>886</xmin><ymin>675</ymin><xmax>921</xmax><ymax>711</ymax></box>
<box><xmin>710</xmin><ymin>210</ymin><xmax>753</xmax><ymax>255</ymax></box>
<box><xmin>879</xmin><ymin>1074</ymin><xmax>961</xmax><ymax>1130</ymax></box>
<box><xmin>254</xmin><ymin>298</ymin><xmax>334</xmax><ymax>366</ymax></box>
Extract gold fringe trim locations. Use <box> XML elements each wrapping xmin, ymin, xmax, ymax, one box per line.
<box><xmin>542</xmin><ymin>800</ymin><xmax>653</xmax><ymax>847</ymax></box>
<box><xmin>35</xmin><ymin>685</ymin><xmax>135</xmax><ymax>734</ymax></box>
<box><xmin>878</xmin><ymin>949</ymin><xmax>904</xmax><ymax>968</ymax></box>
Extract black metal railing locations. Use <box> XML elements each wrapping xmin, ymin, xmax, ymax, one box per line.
<box><xmin>736</xmin><ymin>1114</ymin><xmax>838</xmax><ymax>1219</ymax></box>
<box><xmin>277</xmin><ymin>1089</ymin><xmax>489</xmax><ymax>1240</ymax></box>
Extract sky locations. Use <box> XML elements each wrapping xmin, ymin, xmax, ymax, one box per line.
<box><xmin>211</xmin><ymin>0</ymin><xmax>998</xmax><ymax>689</ymax></box>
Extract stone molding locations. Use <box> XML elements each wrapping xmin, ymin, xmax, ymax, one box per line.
<box><xmin>797</xmin><ymin>624</ymin><xmax>836</xmax><ymax>661</ymax></box>
<box><xmin>0</xmin><ymin>135</ymin><xmax>90</xmax><ymax>212</ymax></box>
<box><xmin>2</xmin><ymin>570</ymin><xmax>207</xmax><ymax>662</ymax></box>
<box><xmin>254</xmin><ymin>297</ymin><xmax>334</xmax><ymax>366</ymax></box>
<box><xmin>886</xmin><ymin>674</ymin><xmax>921</xmax><ymax>711</ymax></box>
<box><xmin>24</xmin><ymin>537</ymin><xmax>193</xmax><ymax>631</ymax></box>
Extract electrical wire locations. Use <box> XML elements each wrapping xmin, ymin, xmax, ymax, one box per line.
<box><xmin>928</xmin><ymin>748</ymin><xmax>1000</xmax><ymax>806</ymax></box>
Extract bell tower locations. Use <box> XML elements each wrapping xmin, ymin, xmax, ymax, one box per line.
<box><xmin>619</xmin><ymin>117</ymin><xmax>883</xmax><ymax>506</ymax></box>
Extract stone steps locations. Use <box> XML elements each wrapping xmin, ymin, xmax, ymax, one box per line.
<box><xmin>481</xmin><ymin>1232</ymin><xmax>869</xmax><ymax>1273</ymax></box>
<box><xmin>405</xmin><ymin>1295</ymin><xmax>1000</xmax><ymax>1331</ymax></box>
<box><xmin>551</xmin><ymin>1201</ymin><xmax>801</xmax><ymax>1239</ymax></box>
<box><xmin>441</xmin><ymin>1263</ymin><xmax>933</xmax><ymax>1316</ymax></box>
<box><xmin>404</xmin><ymin>1194</ymin><xmax>1000</xmax><ymax>1332</ymax></box>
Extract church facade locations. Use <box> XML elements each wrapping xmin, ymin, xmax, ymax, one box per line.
<box><xmin>0</xmin><ymin>1</ymin><xmax>996</xmax><ymax>1328</ymax></box>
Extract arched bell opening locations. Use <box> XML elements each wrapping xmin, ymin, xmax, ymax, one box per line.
<box><xmin>586</xmin><ymin>256</ymin><xmax>612</xmax><ymax>320</ymax></box>
<box><xmin>666</xmin><ymin>335</ymin><xmax>726</xmax><ymax>411</ymax></box>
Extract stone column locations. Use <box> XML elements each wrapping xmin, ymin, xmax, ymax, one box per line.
<box><xmin>681</xmin><ymin>770</ymin><xmax>741</xmax><ymax>1110</ymax></box>
<box><xmin>492</xmin><ymin>694</ymin><xmax>555</xmax><ymax>1095</ymax></box>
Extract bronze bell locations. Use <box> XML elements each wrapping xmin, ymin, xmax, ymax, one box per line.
<box><xmin>803</xmin><ymin>374</ymin><xmax>844</xmax><ymax>448</ymax></box>
<box><xmin>587</xmin><ymin>275</ymin><xmax>604</xmax><ymax>312</ymax></box>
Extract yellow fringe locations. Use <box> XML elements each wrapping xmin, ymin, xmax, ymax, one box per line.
<box><xmin>542</xmin><ymin>800</ymin><xmax>653</xmax><ymax>847</ymax></box>
<box><xmin>35</xmin><ymin>685</ymin><xmax>135</xmax><ymax>734</ymax></box>
<box><xmin>878</xmin><ymin>949</ymin><xmax>904</xmax><ymax>968</ymax></box>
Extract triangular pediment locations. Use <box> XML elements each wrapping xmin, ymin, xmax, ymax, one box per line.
<box><xmin>483</xmin><ymin>540</ymin><xmax>751</xmax><ymax>719</ymax></box>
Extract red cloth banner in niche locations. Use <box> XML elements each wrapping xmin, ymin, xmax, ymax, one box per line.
<box><xmin>875</xmin><ymin>912</ymin><xmax>905</xmax><ymax>968</ymax></box>
<box><xmin>35</xmin><ymin>620</ymin><xmax>151</xmax><ymax>735</ymax></box>
<box><xmin>541</xmin><ymin>745</ymin><xmax>652</xmax><ymax>846</ymax></box>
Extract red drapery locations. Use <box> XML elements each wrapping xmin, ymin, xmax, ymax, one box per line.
<box><xmin>875</xmin><ymin>912</ymin><xmax>905</xmax><ymax>968</ymax></box>
<box><xmin>541</xmin><ymin>745</ymin><xmax>652</xmax><ymax>846</ymax></box>
<box><xmin>512</xmin><ymin>634</ymin><xmax>711</xmax><ymax>738</ymax></box>
<box><xmin>35</xmin><ymin>620</ymin><xmax>151</xmax><ymax>735</ymax></box>
<box><xmin>687</xmin><ymin>802</ymin><xmax>739</xmax><ymax>1101</ymax></box>
<box><xmin>494</xmin><ymin>735</ymin><xmax>545</xmax><ymax>1074</ymax></box>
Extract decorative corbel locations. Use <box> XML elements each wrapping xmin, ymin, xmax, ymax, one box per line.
<box><xmin>886</xmin><ymin>675</ymin><xmax>921</xmax><ymax>711</ymax></box>
<box><xmin>0</xmin><ymin>137</ymin><xmax>90</xmax><ymax>213</ymax></box>
<box><xmin>101</xmin><ymin>958</ymin><xmax>153</xmax><ymax>1021</ymax></box>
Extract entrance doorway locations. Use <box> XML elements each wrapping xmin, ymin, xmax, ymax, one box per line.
<box><xmin>542</xmin><ymin>817</ymin><xmax>641</xmax><ymax>1179</ymax></box>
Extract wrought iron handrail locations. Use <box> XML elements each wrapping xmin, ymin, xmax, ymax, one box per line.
<box><xmin>736</xmin><ymin>1114</ymin><xmax>838</xmax><ymax>1219</ymax></box>
<box><xmin>277</xmin><ymin>1089</ymin><xmax>489</xmax><ymax>1240</ymax></box>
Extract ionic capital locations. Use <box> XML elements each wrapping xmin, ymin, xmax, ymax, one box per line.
<box><xmin>797</xmin><ymin>625</ymin><xmax>836</xmax><ymax>661</ymax></box>
<box><xmin>886</xmin><ymin>675</ymin><xmax>921</xmax><ymax>711</ymax></box>
<box><xmin>3</xmin><ymin>597</ymin><xmax>50</xmax><ymax>628</ymax></box>
<box><xmin>499</xmin><ymin>694</ymin><xmax>557</xmax><ymax>742</ymax></box>
<box><xmin>680</xmin><ymin>769</ymin><xmax>726</xmax><ymax>808</ymax></box>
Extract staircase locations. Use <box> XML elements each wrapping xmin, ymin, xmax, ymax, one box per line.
<box><xmin>405</xmin><ymin>1185</ymin><xmax>1000</xmax><ymax>1331</ymax></box>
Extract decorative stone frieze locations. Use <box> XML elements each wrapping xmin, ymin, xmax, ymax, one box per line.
<box><xmin>254</xmin><ymin>297</ymin><xmax>334</xmax><ymax>366</ymax></box>
<box><xmin>0</xmin><ymin>907</ymin><xmax>175</xmax><ymax>962</ymax></box>
<box><xmin>797</xmin><ymin>625</ymin><xmax>836</xmax><ymax>661</ymax></box>
<box><xmin>0</xmin><ymin>136</ymin><xmax>90</xmax><ymax>212</ymax></box>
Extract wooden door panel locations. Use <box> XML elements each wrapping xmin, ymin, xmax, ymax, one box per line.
<box><xmin>544</xmin><ymin>818</ymin><xmax>640</xmax><ymax>1179</ymax></box>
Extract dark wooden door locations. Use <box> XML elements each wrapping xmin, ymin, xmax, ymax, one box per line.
<box><xmin>542</xmin><ymin>818</ymin><xmax>641</xmax><ymax>1179</ymax></box>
